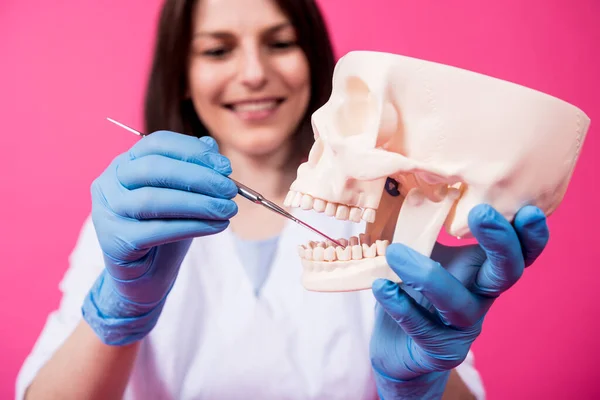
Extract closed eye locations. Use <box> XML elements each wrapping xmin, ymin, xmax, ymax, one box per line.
<box><xmin>202</xmin><ymin>47</ymin><xmax>231</xmax><ymax>58</ymax></box>
<box><xmin>270</xmin><ymin>40</ymin><xmax>296</xmax><ymax>50</ymax></box>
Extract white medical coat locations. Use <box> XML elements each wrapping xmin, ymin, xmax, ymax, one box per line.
<box><xmin>16</xmin><ymin>208</ymin><xmax>485</xmax><ymax>399</ymax></box>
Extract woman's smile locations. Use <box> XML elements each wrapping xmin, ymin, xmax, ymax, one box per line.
<box><xmin>223</xmin><ymin>97</ymin><xmax>286</xmax><ymax>121</ymax></box>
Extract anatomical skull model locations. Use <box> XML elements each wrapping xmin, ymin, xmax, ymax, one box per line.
<box><xmin>284</xmin><ymin>51</ymin><xmax>591</xmax><ymax>292</ymax></box>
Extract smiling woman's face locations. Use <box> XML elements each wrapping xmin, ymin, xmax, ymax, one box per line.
<box><xmin>188</xmin><ymin>0</ymin><xmax>311</xmax><ymax>159</ymax></box>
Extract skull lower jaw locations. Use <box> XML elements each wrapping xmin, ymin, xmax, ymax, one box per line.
<box><xmin>300</xmin><ymin>257</ymin><xmax>401</xmax><ymax>292</ymax></box>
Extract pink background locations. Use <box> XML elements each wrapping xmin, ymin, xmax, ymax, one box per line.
<box><xmin>1</xmin><ymin>0</ymin><xmax>598</xmax><ymax>398</ymax></box>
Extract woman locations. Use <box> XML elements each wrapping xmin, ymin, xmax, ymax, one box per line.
<box><xmin>17</xmin><ymin>0</ymin><xmax>549</xmax><ymax>399</ymax></box>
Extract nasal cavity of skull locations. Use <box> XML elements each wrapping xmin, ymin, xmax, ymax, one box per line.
<box><xmin>311</xmin><ymin>117</ymin><xmax>320</xmax><ymax>140</ymax></box>
<box><xmin>335</xmin><ymin>76</ymin><xmax>377</xmax><ymax>137</ymax></box>
<box><xmin>307</xmin><ymin>137</ymin><xmax>324</xmax><ymax>165</ymax></box>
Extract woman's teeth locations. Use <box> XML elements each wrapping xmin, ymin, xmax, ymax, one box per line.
<box><xmin>284</xmin><ymin>190</ymin><xmax>377</xmax><ymax>223</ymax></box>
<box><xmin>298</xmin><ymin>235</ymin><xmax>389</xmax><ymax>262</ymax></box>
<box><xmin>231</xmin><ymin>100</ymin><xmax>278</xmax><ymax>112</ymax></box>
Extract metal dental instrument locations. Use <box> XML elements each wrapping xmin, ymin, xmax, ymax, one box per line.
<box><xmin>106</xmin><ymin>117</ymin><xmax>344</xmax><ymax>247</ymax></box>
<box><xmin>229</xmin><ymin>178</ymin><xmax>343</xmax><ymax>247</ymax></box>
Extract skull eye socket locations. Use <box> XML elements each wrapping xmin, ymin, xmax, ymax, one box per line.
<box><xmin>376</xmin><ymin>102</ymin><xmax>399</xmax><ymax>149</ymax></box>
<box><xmin>335</xmin><ymin>76</ymin><xmax>377</xmax><ymax>137</ymax></box>
<box><xmin>346</xmin><ymin>75</ymin><xmax>369</xmax><ymax>96</ymax></box>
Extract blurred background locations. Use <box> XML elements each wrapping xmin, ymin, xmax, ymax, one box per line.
<box><xmin>1</xmin><ymin>0</ymin><xmax>598</xmax><ymax>398</ymax></box>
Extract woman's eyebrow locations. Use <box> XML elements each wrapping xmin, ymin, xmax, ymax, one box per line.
<box><xmin>193</xmin><ymin>30</ymin><xmax>231</xmax><ymax>39</ymax></box>
<box><xmin>193</xmin><ymin>22</ymin><xmax>292</xmax><ymax>38</ymax></box>
<box><xmin>264</xmin><ymin>22</ymin><xmax>292</xmax><ymax>34</ymax></box>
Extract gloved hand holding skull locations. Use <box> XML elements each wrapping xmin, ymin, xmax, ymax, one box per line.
<box><xmin>371</xmin><ymin>203</ymin><xmax>549</xmax><ymax>399</ymax></box>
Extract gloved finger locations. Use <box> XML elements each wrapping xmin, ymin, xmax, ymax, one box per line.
<box><xmin>431</xmin><ymin>243</ymin><xmax>486</xmax><ymax>288</ymax></box>
<box><xmin>512</xmin><ymin>205</ymin><xmax>549</xmax><ymax>267</ymax></box>
<box><xmin>110</xmin><ymin>186</ymin><xmax>238</xmax><ymax>221</ymax></box>
<box><xmin>125</xmin><ymin>218</ymin><xmax>231</xmax><ymax>250</ymax></box>
<box><xmin>385</xmin><ymin>244</ymin><xmax>482</xmax><ymax>328</ymax></box>
<box><xmin>469</xmin><ymin>204</ymin><xmax>525</xmax><ymax>298</ymax></box>
<box><xmin>199</xmin><ymin>135</ymin><xmax>220</xmax><ymax>151</ymax></box>
<box><xmin>372</xmin><ymin>279</ymin><xmax>441</xmax><ymax>347</ymax></box>
<box><xmin>130</xmin><ymin>131</ymin><xmax>232</xmax><ymax>175</ymax></box>
<box><xmin>117</xmin><ymin>155</ymin><xmax>238</xmax><ymax>199</ymax></box>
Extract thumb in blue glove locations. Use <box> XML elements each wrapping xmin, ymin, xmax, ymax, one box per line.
<box><xmin>83</xmin><ymin>132</ymin><xmax>238</xmax><ymax>346</ymax></box>
<box><xmin>370</xmin><ymin>204</ymin><xmax>549</xmax><ymax>399</ymax></box>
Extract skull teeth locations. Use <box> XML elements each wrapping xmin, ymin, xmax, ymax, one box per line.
<box><xmin>284</xmin><ymin>190</ymin><xmax>376</xmax><ymax>223</ymax></box>
<box><xmin>298</xmin><ymin>236</ymin><xmax>389</xmax><ymax>262</ymax></box>
<box><xmin>335</xmin><ymin>205</ymin><xmax>349</xmax><ymax>220</ymax></box>
<box><xmin>300</xmin><ymin>194</ymin><xmax>313</xmax><ymax>210</ymax></box>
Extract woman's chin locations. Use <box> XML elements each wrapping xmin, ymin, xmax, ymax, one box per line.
<box><xmin>238</xmin><ymin>134</ymin><xmax>292</xmax><ymax>156</ymax></box>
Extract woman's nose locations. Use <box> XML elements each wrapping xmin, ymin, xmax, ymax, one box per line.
<box><xmin>238</xmin><ymin>50</ymin><xmax>268</xmax><ymax>89</ymax></box>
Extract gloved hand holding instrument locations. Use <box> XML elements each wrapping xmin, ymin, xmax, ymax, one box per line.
<box><xmin>84</xmin><ymin>119</ymin><xmax>342</xmax><ymax>346</ymax></box>
<box><xmin>83</xmin><ymin>129</ymin><xmax>239</xmax><ymax>346</ymax></box>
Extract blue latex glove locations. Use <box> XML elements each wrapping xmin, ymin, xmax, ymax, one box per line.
<box><xmin>82</xmin><ymin>131</ymin><xmax>238</xmax><ymax>346</ymax></box>
<box><xmin>370</xmin><ymin>204</ymin><xmax>550</xmax><ymax>399</ymax></box>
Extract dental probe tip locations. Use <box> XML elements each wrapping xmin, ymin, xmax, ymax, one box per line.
<box><xmin>328</xmin><ymin>238</ymin><xmax>344</xmax><ymax>247</ymax></box>
<box><xmin>295</xmin><ymin>220</ymin><xmax>343</xmax><ymax>247</ymax></box>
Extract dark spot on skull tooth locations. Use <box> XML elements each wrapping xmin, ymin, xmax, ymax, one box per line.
<box><xmin>385</xmin><ymin>177</ymin><xmax>401</xmax><ymax>197</ymax></box>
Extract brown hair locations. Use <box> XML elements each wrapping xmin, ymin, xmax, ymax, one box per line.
<box><xmin>143</xmin><ymin>0</ymin><xmax>336</xmax><ymax>167</ymax></box>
